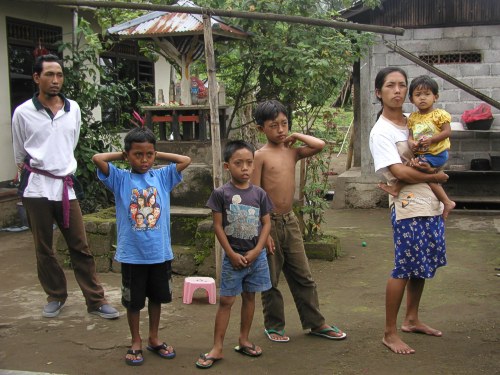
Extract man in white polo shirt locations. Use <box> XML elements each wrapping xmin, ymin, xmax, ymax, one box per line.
<box><xmin>11</xmin><ymin>54</ymin><xmax>119</xmax><ymax>320</ymax></box>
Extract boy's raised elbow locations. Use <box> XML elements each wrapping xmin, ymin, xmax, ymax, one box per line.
<box><xmin>178</xmin><ymin>155</ymin><xmax>192</xmax><ymax>171</ymax></box>
<box><xmin>310</xmin><ymin>138</ymin><xmax>326</xmax><ymax>153</ymax></box>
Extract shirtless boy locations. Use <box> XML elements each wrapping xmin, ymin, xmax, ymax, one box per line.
<box><xmin>251</xmin><ymin>100</ymin><xmax>347</xmax><ymax>342</ymax></box>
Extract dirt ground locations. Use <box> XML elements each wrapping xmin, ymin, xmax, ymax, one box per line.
<box><xmin>1</xmin><ymin>154</ymin><xmax>499</xmax><ymax>375</ymax></box>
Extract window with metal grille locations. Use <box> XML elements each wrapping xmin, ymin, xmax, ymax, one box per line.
<box><xmin>6</xmin><ymin>17</ymin><xmax>62</xmax><ymax>114</ymax></box>
<box><xmin>7</xmin><ymin>17</ymin><xmax>61</xmax><ymax>45</ymax></box>
<box><xmin>419</xmin><ymin>52</ymin><xmax>482</xmax><ymax>64</ymax></box>
<box><xmin>100</xmin><ymin>41</ymin><xmax>155</xmax><ymax>126</ymax></box>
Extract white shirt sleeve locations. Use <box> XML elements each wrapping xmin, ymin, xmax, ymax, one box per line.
<box><xmin>73</xmin><ymin>102</ymin><xmax>81</xmax><ymax>150</ymax></box>
<box><xmin>369</xmin><ymin>117</ymin><xmax>408</xmax><ymax>173</ymax></box>
<box><xmin>12</xmin><ymin>108</ymin><xmax>27</xmax><ymax>165</ymax></box>
<box><xmin>370</xmin><ymin>131</ymin><xmax>403</xmax><ymax>173</ymax></box>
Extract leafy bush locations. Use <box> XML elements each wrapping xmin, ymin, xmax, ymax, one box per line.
<box><xmin>300</xmin><ymin>109</ymin><xmax>348</xmax><ymax>241</ymax></box>
<box><xmin>59</xmin><ymin>19</ymin><xmax>136</xmax><ymax>213</ymax></box>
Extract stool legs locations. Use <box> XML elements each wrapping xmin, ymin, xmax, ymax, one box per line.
<box><xmin>182</xmin><ymin>280</ymin><xmax>193</xmax><ymax>304</ymax></box>
<box><xmin>183</xmin><ymin>277</ymin><xmax>217</xmax><ymax>305</ymax></box>
<box><xmin>207</xmin><ymin>283</ymin><xmax>216</xmax><ymax>304</ymax></box>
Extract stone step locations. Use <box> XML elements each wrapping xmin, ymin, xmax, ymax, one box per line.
<box><xmin>171</xmin><ymin>205</ymin><xmax>211</xmax><ymax>217</ymax></box>
<box><xmin>0</xmin><ymin>188</ymin><xmax>21</xmax><ymax>228</ymax></box>
<box><xmin>0</xmin><ymin>187</ymin><xmax>17</xmax><ymax>201</ymax></box>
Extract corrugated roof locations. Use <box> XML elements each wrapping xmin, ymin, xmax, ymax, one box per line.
<box><xmin>107</xmin><ymin>0</ymin><xmax>248</xmax><ymax>40</ymax></box>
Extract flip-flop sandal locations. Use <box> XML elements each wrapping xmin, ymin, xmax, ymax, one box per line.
<box><xmin>195</xmin><ymin>353</ymin><xmax>222</xmax><ymax>369</ymax></box>
<box><xmin>309</xmin><ymin>325</ymin><xmax>347</xmax><ymax>340</ymax></box>
<box><xmin>234</xmin><ymin>343</ymin><xmax>262</xmax><ymax>357</ymax></box>
<box><xmin>146</xmin><ymin>342</ymin><xmax>176</xmax><ymax>359</ymax></box>
<box><xmin>264</xmin><ymin>329</ymin><xmax>290</xmax><ymax>343</ymax></box>
<box><xmin>125</xmin><ymin>349</ymin><xmax>144</xmax><ymax>366</ymax></box>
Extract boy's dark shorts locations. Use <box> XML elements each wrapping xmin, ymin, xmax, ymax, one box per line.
<box><xmin>121</xmin><ymin>261</ymin><xmax>173</xmax><ymax>311</ymax></box>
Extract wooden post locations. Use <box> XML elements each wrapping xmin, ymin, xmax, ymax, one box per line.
<box><xmin>346</xmin><ymin>125</ymin><xmax>355</xmax><ymax>170</ymax></box>
<box><xmin>180</xmin><ymin>55</ymin><xmax>191</xmax><ymax>105</ymax></box>
<box><xmin>203</xmin><ymin>13</ymin><xmax>224</xmax><ymax>285</ymax></box>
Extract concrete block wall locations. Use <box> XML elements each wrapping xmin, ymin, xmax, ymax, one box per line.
<box><xmin>449</xmin><ymin>130</ymin><xmax>500</xmax><ymax>167</ymax></box>
<box><xmin>341</xmin><ymin>24</ymin><xmax>500</xmax><ymax>209</ymax></box>
<box><xmin>371</xmin><ymin>26</ymin><xmax>500</xmax><ymax>130</ymax></box>
<box><xmin>364</xmin><ymin>25</ymin><xmax>500</xmax><ymax>166</ymax></box>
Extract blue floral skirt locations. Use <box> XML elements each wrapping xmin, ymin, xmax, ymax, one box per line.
<box><xmin>390</xmin><ymin>208</ymin><xmax>447</xmax><ymax>279</ymax></box>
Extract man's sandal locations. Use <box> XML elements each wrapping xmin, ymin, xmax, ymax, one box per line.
<box><xmin>264</xmin><ymin>329</ymin><xmax>290</xmax><ymax>342</ymax></box>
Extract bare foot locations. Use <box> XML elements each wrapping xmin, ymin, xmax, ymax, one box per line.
<box><xmin>377</xmin><ymin>183</ymin><xmax>399</xmax><ymax>197</ymax></box>
<box><xmin>382</xmin><ymin>333</ymin><xmax>415</xmax><ymax>354</ymax></box>
<box><xmin>442</xmin><ymin>200</ymin><xmax>456</xmax><ymax>220</ymax></box>
<box><xmin>401</xmin><ymin>322</ymin><xmax>442</xmax><ymax>336</ymax></box>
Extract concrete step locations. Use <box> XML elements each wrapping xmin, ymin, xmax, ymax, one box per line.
<box><xmin>450</xmin><ymin>195</ymin><xmax>500</xmax><ymax>204</ymax></box>
<box><xmin>451</xmin><ymin>195</ymin><xmax>500</xmax><ymax>211</ymax></box>
<box><xmin>0</xmin><ymin>187</ymin><xmax>17</xmax><ymax>201</ymax></box>
<box><xmin>0</xmin><ymin>188</ymin><xmax>21</xmax><ymax>228</ymax></box>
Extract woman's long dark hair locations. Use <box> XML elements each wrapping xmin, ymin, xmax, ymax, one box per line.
<box><xmin>375</xmin><ymin>67</ymin><xmax>408</xmax><ymax>120</ymax></box>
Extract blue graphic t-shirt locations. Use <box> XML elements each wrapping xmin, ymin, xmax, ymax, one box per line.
<box><xmin>206</xmin><ymin>182</ymin><xmax>273</xmax><ymax>252</ymax></box>
<box><xmin>97</xmin><ymin>163</ymin><xmax>182</xmax><ymax>264</ymax></box>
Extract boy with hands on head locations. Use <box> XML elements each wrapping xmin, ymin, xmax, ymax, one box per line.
<box><xmin>92</xmin><ymin>126</ymin><xmax>191</xmax><ymax>366</ymax></box>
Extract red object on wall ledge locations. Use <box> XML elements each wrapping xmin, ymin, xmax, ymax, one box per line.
<box><xmin>461</xmin><ymin>104</ymin><xmax>494</xmax><ymax>130</ymax></box>
<box><xmin>462</xmin><ymin>104</ymin><xmax>492</xmax><ymax>123</ymax></box>
<box><xmin>33</xmin><ymin>39</ymin><xmax>49</xmax><ymax>59</ymax></box>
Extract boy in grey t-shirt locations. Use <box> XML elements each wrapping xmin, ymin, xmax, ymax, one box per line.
<box><xmin>195</xmin><ymin>140</ymin><xmax>273</xmax><ymax>369</ymax></box>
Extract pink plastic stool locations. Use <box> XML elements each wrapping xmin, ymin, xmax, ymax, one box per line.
<box><xmin>183</xmin><ymin>276</ymin><xmax>217</xmax><ymax>304</ymax></box>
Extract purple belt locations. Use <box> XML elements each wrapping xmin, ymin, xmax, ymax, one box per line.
<box><xmin>23</xmin><ymin>164</ymin><xmax>74</xmax><ymax>228</ymax></box>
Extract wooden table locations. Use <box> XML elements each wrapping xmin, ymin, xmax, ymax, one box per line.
<box><xmin>142</xmin><ymin>105</ymin><xmax>229</xmax><ymax>141</ymax></box>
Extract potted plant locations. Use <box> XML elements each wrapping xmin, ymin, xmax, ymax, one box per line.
<box><xmin>298</xmin><ymin>110</ymin><xmax>344</xmax><ymax>260</ymax></box>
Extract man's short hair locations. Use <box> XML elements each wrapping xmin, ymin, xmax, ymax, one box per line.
<box><xmin>33</xmin><ymin>54</ymin><xmax>63</xmax><ymax>75</ymax></box>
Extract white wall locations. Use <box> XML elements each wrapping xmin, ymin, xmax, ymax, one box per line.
<box><xmin>0</xmin><ymin>11</ymin><xmax>13</xmax><ymax>182</ymax></box>
<box><xmin>0</xmin><ymin>1</ymin><xmax>74</xmax><ymax>182</ymax></box>
<box><xmin>155</xmin><ymin>58</ymin><xmax>171</xmax><ymax>104</ymax></box>
<box><xmin>0</xmin><ymin>2</ymin><xmax>172</xmax><ymax>182</ymax></box>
